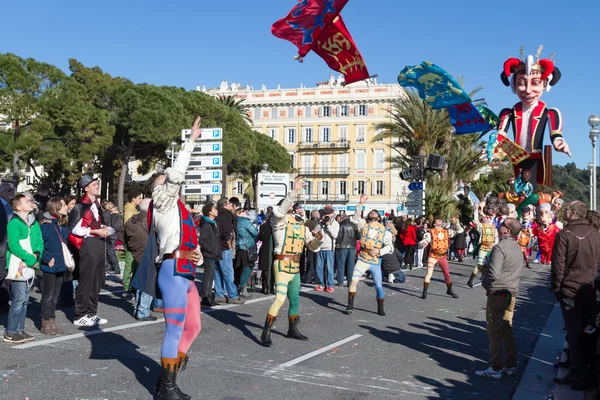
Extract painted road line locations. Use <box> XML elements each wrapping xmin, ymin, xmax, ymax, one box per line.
<box><xmin>472</xmin><ymin>282</ymin><xmax>482</xmax><ymax>287</ymax></box>
<box><xmin>264</xmin><ymin>334</ymin><xmax>362</xmax><ymax>376</ymax></box>
<box><xmin>15</xmin><ymin>287</ymin><xmax>315</xmax><ymax>349</ymax></box>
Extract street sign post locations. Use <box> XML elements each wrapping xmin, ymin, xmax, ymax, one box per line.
<box><xmin>181</xmin><ymin>128</ymin><xmax>223</xmax><ymax>141</ymax></box>
<box><xmin>181</xmin><ymin>183</ymin><xmax>222</xmax><ymax>196</ymax></box>
<box><xmin>185</xmin><ymin>170</ymin><xmax>222</xmax><ymax>182</ymax></box>
<box><xmin>408</xmin><ymin>181</ymin><xmax>424</xmax><ymax>191</ymax></box>
<box><xmin>188</xmin><ymin>156</ymin><xmax>222</xmax><ymax>169</ymax></box>
<box><xmin>256</xmin><ymin>173</ymin><xmax>290</xmax><ymax>210</ymax></box>
<box><xmin>407</xmin><ymin>181</ymin><xmax>426</xmax><ymax>216</ymax></box>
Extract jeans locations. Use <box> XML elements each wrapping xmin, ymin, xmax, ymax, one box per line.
<box><xmin>135</xmin><ymin>290</ymin><xmax>153</xmax><ymax>318</ymax></box>
<box><xmin>316</xmin><ymin>250</ymin><xmax>335</xmax><ymax>288</ymax></box>
<box><xmin>392</xmin><ymin>269</ymin><xmax>406</xmax><ymax>283</ymax></box>
<box><xmin>214</xmin><ymin>249</ymin><xmax>238</xmax><ymax>299</ymax></box>
<box><xmin>335</xmin><ymin>248</ymin><xmax>355</xmax><ymax>285</ymax></box>
<box><xmin>7</xmin><ymin>281</ymin><xmax>31</xmax><ymax>334</ymax></box>
<box><xmin>41</xmin><ymin>272</ymin><xmax>64</xmax><ymax>320</ymax></box>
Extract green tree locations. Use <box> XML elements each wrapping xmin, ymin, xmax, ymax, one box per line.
<box><xmin>217</xmin><ymin>94</ymin><xmax>252</xmax><ymax>125</ymax></box>
<box><xmin>0</xmin><ymin>53</ymin><xmax>66</xmax><ymax>183</ymax></box>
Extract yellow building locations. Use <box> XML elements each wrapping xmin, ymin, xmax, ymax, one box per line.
<box><xmin>201</xmin><ymin>76</ymin><xmax>410</xmax><ymax>214</ymax></box>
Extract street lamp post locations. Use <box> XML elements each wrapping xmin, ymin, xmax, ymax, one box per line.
<box><xmin>401</xmin><ymin>185</ymin><xmax>409</xmax><ymax>212</ymax></box>
<box><xmin>164</xmin><ymin>141</ymin><xmax>177</xmax><ymax>167</ymax></box>
<box><xmin>588</xmin><ymin>115</ymin><xmax>600</xmax><ymax>210</ymax></box>
<box><xmin>589</xmin><ymin>162</ymin><xmax>594</xmax><ymax>208</ymax></box>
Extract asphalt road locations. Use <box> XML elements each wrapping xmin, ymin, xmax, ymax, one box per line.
<box><xmin>0</xmin><ymin>257</ymin><xmax>556</xmax><ymax>400</ymax></box>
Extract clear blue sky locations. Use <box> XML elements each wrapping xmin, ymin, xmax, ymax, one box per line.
<box><xmin>2</xmin><ymin>0</ymin><xmax>598</xmax><ymax>169</ymax></box>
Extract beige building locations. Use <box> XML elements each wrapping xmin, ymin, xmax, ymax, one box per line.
<box><xmin>202</xmin><ymin>76</ymin><xmax>411</xmax><ymax>214</ymax></box>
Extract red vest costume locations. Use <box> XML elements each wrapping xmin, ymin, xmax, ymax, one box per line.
<box><xmin>533</xmin><ymin>223</ymin><xmax>560</xmax><ymax>254</ymax></box>
<box><xmin>148</xmin><ymin>199</ymin><xmax>198</xmax><ymax>280</ymax></box>
<box><xmin>68</xmin><ymin>195</ymin><xmax>104</xmax><ymax>249</ymax></box>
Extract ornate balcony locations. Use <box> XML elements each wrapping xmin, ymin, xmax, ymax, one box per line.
<box><xmin>297</xmin><ymin>140</ymin><xmax>351</xmax><ymax>151</ymax></box>
<box><xmin>298</xmin><ymin>194</ymin><xmax>349</xmax><ymax>203</ymax></box>
<box><xmin>297</xmin><ymin>167</ymin><xmax>350</xmax><ymax>176</ymax></box>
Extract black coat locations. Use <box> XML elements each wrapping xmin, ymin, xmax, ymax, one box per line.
<box><xmin>454</xmin><ymin>230</ymin><xmax>467</xmax><ymax>249</ymax></box>
<box><xmin>258</xmin><ymin>221</ymin><xmax>273</xmax><ymax>271</ymax></box>
<box><xmin>382</xmin><ymin>248</ymin><xmax>403</xmax><ymax>273</ymax></box>
<box><xmin>198</xmin><ymin>217</ymin><xmax>222</xmax><ymax>261</ymax></box>
<box><xmin>131</xmin><ymin>217</ymin><xmax>160</xmax><ymax>299</ymax></box>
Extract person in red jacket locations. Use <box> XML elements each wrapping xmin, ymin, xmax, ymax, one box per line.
<box><xmin>399</xmin><ymin>219</ymin><xmax>417</xmax><ymax>268</ymax></box>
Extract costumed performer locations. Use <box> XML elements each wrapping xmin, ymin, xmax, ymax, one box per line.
<box><xmin>260</xmin><ymin>178</ymin><xmax>323</xmax><ymax>347</ymax></box>
<box><xmin>422</xmin><ymin>218</ymin><xmax>459</xmax><ymax>299</ymax></box>
<box><xmin>344</xmin><ymin>195</ymin><xmax>394</xmax><ymax>316</ymax></box>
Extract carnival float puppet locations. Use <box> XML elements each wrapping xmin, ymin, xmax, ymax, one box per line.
<box><xmin>532</xmin><ymin>203</ymin><xmax>560</xmax><ymax>265</ymax></box>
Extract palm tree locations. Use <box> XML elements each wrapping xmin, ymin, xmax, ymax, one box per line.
<box><xmin>217</xmin><ymin>94</ymin><xmax>253</xmax><ymax>125</ymax></box>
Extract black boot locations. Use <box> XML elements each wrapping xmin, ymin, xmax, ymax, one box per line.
<box><xmin>260</xmin><ymin>314</ymin><xmax>276</xmax><ymax>347</ymax></box>
<box><xmin>287</xmin><ymin>315</ymin><xmax>309</xmax><ymax>340</ymax></box>
<box><xmin>345</xmin><ymin>291</ymin><xmax>356</xmax><ymax>314</ymax></box>
<box><xmin>377</xmin><ymin>298</ymin><xmax>386</xmax><ymax>316</ymax></box>
<box><xmin>421</xmin><ymin>282</ymin><xmax>429</xmax><ymax>299</ymax></box>
<box><xmin>467</xmin><ymin>273</ymin><xmax>476</xmax><ymax>288</ymax></box>
<box><xmin>261</xmin><ymin>276</ymin><xmax>269</xmax><ymax>294</ymax></box>
<box><xmin>156</xmin><ymin>358</ymin><xmax>188</xmax><ymax>400</ymax></box>
<box><xmin>446</xmin><ymin>283</ymin><xmax>459</xmax><ymax>298</ymax></box>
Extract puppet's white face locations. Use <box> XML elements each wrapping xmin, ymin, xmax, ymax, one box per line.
<box><xmin>515</xmin><ymin>72</ymin><xmax>545</xmax><ymax>107</ymax></box>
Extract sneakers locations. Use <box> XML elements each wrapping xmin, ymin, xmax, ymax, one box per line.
<box><xmin>533</xmin><ymin>259</ymin><xmax>540</xmax><ymax>264</ymax></box>
<box><xmin>315</xmin><ymin>286</ymin><xmax>324</xmax><ymax>292</ymax></box>
<box><xmin>214</xmin><ymin>296</ymin><xmax>227</xmax><ymax>305</ymax></box>
<box><xmin>325</xmin><ymin>287</ymin><xmax>334</xmax><ymax>293</ymax></box>
<box><xmin>135</xmin><ymin>315</ymin><xmax>157</xmax><ymax>322</ymax></box>
<box><xmin>74</xmin><ymin>315</ymin><xmax>107</xmax><ymax>326</ymax></box>
<box><xmin>20</xmin><ymin>331</ymin><xmax>34</xmax><ymax>342</ymax></box>
<box><xmin>3</xmin><ymin>332</ymin><xmax>25</xmax><ymax>344</ymax></box>
<box><xmin>227</xmin><ymin>297</ymin><xmax>245</xmax><ymax>305</ymax></box>
<box><xmin>475</xmin><ymin>366</ymin><xmax>502</xmax><ymax>379</ymax></box>
<box><xmin>503</xmin><ymin>367</ymin><xmax>516</xmax><ymax>377</ymax></box>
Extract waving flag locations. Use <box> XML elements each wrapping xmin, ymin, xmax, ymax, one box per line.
<box><xmin>449</xmin><ymin>102</ymin><xmax>491</xmax><ymax>134</ymax></box>
<box><xmin>272</xmin><ymin>0</ymin><xmax>370</xmax><ymax>85</ymax></box>
<box><xmin>398</xmin><ymin>62</ymin><xmax>471</xmax><ymax>109</ymax></box>
<box><xmin>477</xmin><ymin>105</ymin><xmax>499</xmax><ymax>129</ymax></box>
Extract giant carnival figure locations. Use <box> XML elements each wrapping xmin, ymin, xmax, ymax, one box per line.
<box><xmin>497</xmin><ymin>45</ymin><xmax>571</xmax><ymax>188</ymax></box>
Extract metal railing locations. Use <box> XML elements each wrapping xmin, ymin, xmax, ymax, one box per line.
<box><xmin>297</xmin><ymin>140</ymin><xmax>351</xmax><ymax>150</ymax></box>
<box><xmin>297</xmin><ymin>167</ymin><xmax>350</xmax><ymax>175</ymax></box>
<box><xmin>298</xmin><ymin>194</ymin><xmax>349</xmax><ymax>202</ymax></box>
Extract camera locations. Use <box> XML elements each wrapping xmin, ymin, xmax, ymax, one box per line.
<box><xmin>322</xmin><ymin>216</ymin><xmax>331</xmax><ymax>224</ymax></box>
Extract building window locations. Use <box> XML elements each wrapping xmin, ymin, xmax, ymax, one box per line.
<box><xmin>304</xmin><ymin>181</ymin><xmax>312</xmax><ymax>196</ymax></box>
<box><xmin>358</xmin><ymin>104</ymin><xmax>368</xmax><ymax>116</ymax></box>
<box><xmin>376</xmin><ymin>180</ymin><xmax>385</xmax><ymax>195</ymax></box>
<box><xmin>339</xmin><ymin>153</ymin><xmax>349</xmax><ymax>169</ymax></box>
<box><xmin>235</xmin><ymin>181</ymin><xmax>244</xmax><ymax>195</ymax></box>
<box><xmin>320</xmin><ymin>106</ymin><xmax>331</xmax><ymax>117</ymax></box>
<box><xmin>338</xmin><ymin>126</ymin><xmax>348</xmax><ymax>142</ymax></box>
<box><xmin>339</xmin><ymin>105</ymin><xmax>349</xmax><ymax>117</ymax></box>
<box><xmin>321</xmin><ymin>181</ymin><xmax>329</xmax><ymax>195</ymax></box>
<box><xmin>303</xmin><ymin>127</ymin><xmax>313</xmax><ymax>143</ymax></box>
<box><xmin>302</xmin><ymin>154</ymin><xmax>312</xmax><ymax>171</ymax></box>
<box><xmin>320</xmin><ymin>127</ymin><xmax>330</xmax><ymax>142</ymax></box>
<box><xmin>289</xmin><ymin>152</ymin><xmax>296</xmax><ymax>168</ymax></box>
<box><xmin>254</xmin><ymin>108</ymin><xmax>261</xmax><ymax>120</ymax></box>
<box><xmin>357</xmin><ymin>180</ymin><xmax>365</xmax><ymax>195</ymax></box>
<box><xmin>356</xmin><ymin>125</ymin><xmax>366</xmax><ymax>143</ymax></box>
<box><xmin>374</xmin><ymin>149</ymin><xmax>385</xmax><ymax>170</ymax></box>
<box><xmin>288</xmin><ymin>107</ymin><xmax>294</xmax><ymax>118</ymax></box>
<box><xmin>356</xmin><ymin>150</ymin><xmax>366</xmax><ymax>169</ymax></box>
<box><xmin>305</xmin><ymin>106</ymin><xmax>312</xmax><ymax>118</ymax></box>
<box><xmin>339</xmin><ymin>180</ymin><xmax>347</xmax><ymax>195</ymax></box>
<box><xmin>268</xmin><ymin>128</ymin><xmax>278</xmax><ymax>141</ymax></box>
<box><xmin>320</xmin><ymin>154</ymin><xmax>330</xmax><ymax>172</ymax></box>
<box><xmin>271</xmin><ymin>107</ymin><xmax>278</xmax><ymax>119</ymax></box>
<box><xmin>286</xmin><ymin>128</ymin><xmax>296</xmax><ymax>144</ymax></box>
<box><xmin>374</xmin><ymin>128</ymin><xmax>385</xmax><ymax>142</ymax></box>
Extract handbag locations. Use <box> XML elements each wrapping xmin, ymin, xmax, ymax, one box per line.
<box><xmin>7</xmin><ymin>238</ymin><xmax>36</xmax><ymax>282</ymax></box>
<box><xmin>51</xmin><ymin>223</ymin><xmax>75</xmax><ymax>272</ymax></box>
<box><xmin>247</xmin><ymin>243</ymin><xmax>259</xmax><ymax>263</ymax></box>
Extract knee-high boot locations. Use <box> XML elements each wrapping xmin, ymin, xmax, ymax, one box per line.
<box><xmin>345</xmin><ymin>291</ymin><xmax>356</xmax><ymax>314</ymax></box>
<box><xmin>261</xmin><ymin>274</ymin><xmax>269</xmax><ymax>294</ymax></box>
<box><xmin>421</xmin><ymin>282</ymin><xmax>429</xmax><ymax>299</ymax></box>
<box><xmin>377</xmin><ymin>298</ymin><xmax>386</xmax><ymax>316</ymax></box>
<box><xmin>467</xmin><ymin>273</ymin><xmax>476</xmax><ymax>288</ymax></box>
<box><xmin>287</xmin><ymin>315</ymin><xmax>309</xmax><ymax>340</ymax></box>
<box><xmin>156</xmin><ymin>358</ymin><xmax>189</xmax><ymax>400</ymax></box>
<box><xmin>446</xmin><ymin>283</ymin><xmax>459</xmax><ymax>298</ymax></box>
<box><xmin>260</xmin><ymin>314</ymin><xmax>276</xmax><ymax>347</ymax></box>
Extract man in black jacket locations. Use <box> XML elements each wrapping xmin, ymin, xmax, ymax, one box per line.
<box><xmin>198</xmin><ymin>202</ymin><xmax>222</xmax><ymax>307</ymax></box>
<box><xmin>552</xmin><ymin>201</ymin><xmax>600</xmax><ymax>388</ymax></box>
<box><xmin>214</xmin><ymin>198</ymin><xmax>242</xmax><ymax>304</ymax></box>
<box><xmin>335</xmin><ymin>215</ymin><xmax>358</xmax><ymax>287</ymax></box>
<box><xmin>0</xmin><ymin>180</ymin><xmax>16</xmax><ymax>313</ymax></box>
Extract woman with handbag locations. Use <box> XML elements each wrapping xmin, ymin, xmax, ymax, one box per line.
<box><xmin>235</xmin><ymin>207</ymin><xmax>258</xmax><ymax>299</ymax></box>
<box><xmin>4</xmin><ymin>194</ymin><xmax>43</xmax><ymax>344</ymax></box>
<box><xmin>39</xmin><ymin>197</ymin><xmax>71</xmax><ymax>335</ymax></box>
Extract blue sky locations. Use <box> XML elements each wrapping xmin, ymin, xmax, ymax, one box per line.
<box><xmin>2</xmin><ymin>0</ymin><xmax>598</xmax><ymax>169</ymax></box>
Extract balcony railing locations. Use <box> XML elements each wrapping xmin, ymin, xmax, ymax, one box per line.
<box><xmin>298</xmin><ymin>194</ymin><xmax>349</xmax><ymax>202</ymax></box>
<box><xmin>297</xmin><ymin>167</ymin><xmax>350</xmax><ymax>176</ymax></box>
<box><xmin>297</xmin><ymin>140</ymin><xmax>351</xmax><ymax>150</ymax></box>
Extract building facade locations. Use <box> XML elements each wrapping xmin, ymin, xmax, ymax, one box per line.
<box><xmin>202</xmin><ymin>76</ymin><xmax>411</xmax><ymax>214</ymax></box>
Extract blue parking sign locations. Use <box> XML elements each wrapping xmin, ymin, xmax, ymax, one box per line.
<box><xmin>212</xmin><ymin>158</ymin><xmax>219</xmax><ymax>165</ymax></box>
<box><xmin>212</xmin><ymin>171</ymin><xmax>220</xmax><ymax>179</ymax></box>
<box><xmin>212</xmin><ymin>185</ymin><xmax>219</xmax><ymax>193</ymax></box>
<box><xmin>213</xmin><ymin>143</ymin><xmax>220</xmax><ymax>151</ymax></box>
<box><xmin>213</xmin><ymin>130</ymin><xmax>219</xmax><ymax>137</ymax></box>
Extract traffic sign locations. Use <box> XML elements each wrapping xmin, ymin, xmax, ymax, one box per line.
<box><xmin>188</xmin><ymin>156</ymin><xmax>222</xmax><ymax>169</ymax></box>
<box><xmin>408</xmin><ymin>181</ymin><xmax>424</xmax><ymax>191</ymax></box>
<box><xmin>181</xmin><ymin>183</ymin><xmax>222</xmax><ymax>196</ymax></box>
<box><xmin>256</xmin><ymin>173</ymin><xmax>290</xmax><ymax>210</ymax></box>
<box><xmin>191</xmin><ymin>141</ymin><xmax>222</xmax><ymax>155</ymax></box>
<box><xmin>185</xmin><ymin>170</ymin><xmax>222</xmax><ymax>182</ymax></box>
<box><xmin>181</xmin><ymin>128</ymin><xmax>223</xmax><ymax>141</ymax></box>
<box><xmin>405</xmin><ymin>200</ymin><xmax>425</xmax><ymax>208</ymax></box>
<box><xmin>408</xmin><ymin>190</ymin><xmax>425</xmax><ymax>200</ymax></box>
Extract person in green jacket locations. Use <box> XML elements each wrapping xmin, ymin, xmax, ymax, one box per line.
<box><xmin>4</xmin><ymin>194</ymin><xmax>43</xmax><ymax>344</ymax></box>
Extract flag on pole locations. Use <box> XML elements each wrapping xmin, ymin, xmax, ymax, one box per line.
<box><xmin>448</xmin><ymin>102</ymin><xmax>491</xmax><ymax>134</ymax></box>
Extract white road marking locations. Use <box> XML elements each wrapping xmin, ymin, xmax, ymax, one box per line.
<box><xmin>472</xmin><ymin>282</ymin><xmax>482</xmax><ymax>287</ymax></box>
<box><xmin>14</xmin><ymin>287</ymin><xmax>315</xmax><ymax>349</ymax></box>
<box><xmin>264</xmin><ymin>334</ymin><xmax>362</xmax><ymax>376</ymax></box>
